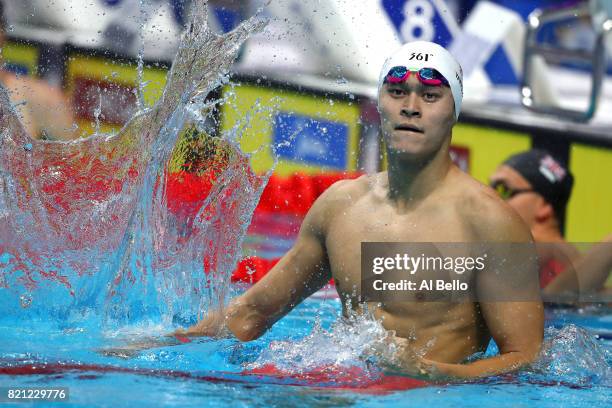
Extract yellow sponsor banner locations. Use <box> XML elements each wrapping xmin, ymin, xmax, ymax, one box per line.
<box><xmin>2</xmin><ymin>40</ymin><xmax>39</xmax><ymax>77</ymax></box>
<box><xmin>449</xmin><ymin>124</ymin><xmax>612</xmax><ymax>242</ymax></box>
<box><xmin>220</xmin><ymin>83</ymin><xmax>361</xmax><ymax>176</ymax></box>
<box><xmin>451</xmin><ymin>123</ymin><xmax>531</xmax><ymax>184</ymax></box>
<box><xmin>64</xmin><ymin>53</ymin><xmax>229</xmax><ymax>172</ymax></box>
<box><xmin>566</xmin><ymin>143</ymin><xmax>612</xmax><ymax>242</ymax></box>
<box><xmin>65</xmin><ymin>52</ymin><xmax>167</xmax><ymax>135</ymax></box>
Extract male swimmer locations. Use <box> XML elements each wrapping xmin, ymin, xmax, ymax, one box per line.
<box><xmin>179</xmin><ymin>41</ymin><xmax>544</xmax><ymax>379</ymax></box>
<box><xmin>490</xmin><ymin>150</ymin><xmax>612</xmax><ymax>299</ymax></box>
<box><xmin>0</xmin><ymin>2</ymin><xmax>77</xmax><ymax>140</ymax></box>
<box><xmin>490</xmin><ymin>150</ymin><xmax>579</xmax><ymax>288</ymax></box>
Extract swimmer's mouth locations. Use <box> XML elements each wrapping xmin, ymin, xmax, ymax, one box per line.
<box><xmin>395</xmin><ymin>124</ymin><xmax>423</xmax><ymax>133</ymax></box>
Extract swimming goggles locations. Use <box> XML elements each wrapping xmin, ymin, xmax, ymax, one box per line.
<box><xmin>490</xmin><ymin>181</ymin><xmax>535</xmax><ymax>200</ymax></box>
<box><xmin>384</xmin><ymin>66</ymin><xmax>449</xmax><ymax>87</ymax></box>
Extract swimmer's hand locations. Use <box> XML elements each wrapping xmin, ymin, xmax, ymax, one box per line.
<box><xmin>384</xmin><ymin>357</ymin><xmax>449</xmax><ymax>381</ymax></box>
<box><xmin>368</xmin><ymin>335</ymin><xmax>433</xmax><ymax>380</ymax></box>
<box><xmin>99</xmin><ymin>314</ymin><xmax>228</xmax><ymax>358</ymax></box>
<box><xmin>372</xmin><ymin>336</ymin><xmax>454</xmax><ymax>381</ymax></box>
<box><xmin>100</xmin><ymin>304</ymin><xmax>240</xmax><ymax>358</ymax></box>
<box><xmin>173</xmin><ymin>310</ymin><xmax>231</xmax><ymax>339</ymax></box>
<box><xmin>98</xmin><ymin>336</ymin><xmax>184</xmax><ymax>359</ymax></box>
<box><xmin>98</xmin><ymin>307</ymin><xmax>236</xmax><ymax>358</ymax></box>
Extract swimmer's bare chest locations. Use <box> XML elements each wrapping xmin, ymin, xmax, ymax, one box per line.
<box><xmin>324</xmin><ymin>193</ymin><xmax>489</xmax><ymax>360</ymax></box>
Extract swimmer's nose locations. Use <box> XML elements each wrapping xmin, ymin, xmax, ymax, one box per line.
<box><xmin>400</xmin><ymin>106</ymin><xmax>420</xmax><ymax>118</ymax></box>
<box><xmin>400</xmin><ymin>95</ymin><xmax>421</xmax><ymax>118</ymax></box>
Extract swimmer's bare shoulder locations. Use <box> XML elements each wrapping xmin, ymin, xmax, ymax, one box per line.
<box><xmin>311</xmin><ymin>173</ymin><xmax>372</xmax><ymax>229</ymax></box>
<box><xmin>453</xmin><ymin>170</ymin><xmax>533</xmax><ymax>243</ymax></box>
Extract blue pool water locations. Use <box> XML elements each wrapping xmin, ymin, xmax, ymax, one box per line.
<box><xmin>1</xmin><ymin>211</ymin><xmax>611</xmax><ymax>406</ymax></box>
<box><xmin>0</xmin><ymin>284</ymin><xmax>610</xmax><ymax>407</ymax></box>
<box><xmin>0</xmin><ymin>4</ymin><xmax>609</xmax><ymax>404</ymax></box>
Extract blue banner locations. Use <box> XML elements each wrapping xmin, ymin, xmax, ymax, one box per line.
<box><xmin>381</xmin><ymin>0</ymin><xmax>458</xmax><ymax>48</ymax></box>
<box><xmin>273</xmin><ymin>113</ymin><xmax>349</xmax><ymax>169</ymax></box>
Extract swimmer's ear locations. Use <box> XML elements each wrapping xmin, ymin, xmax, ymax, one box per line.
<box><xmin>534</xmin><ymin>200</ymin><xmax>554</xmax><ymax>223</ymax></box>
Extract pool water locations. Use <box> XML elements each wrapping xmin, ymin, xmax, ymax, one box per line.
<box><xmin>0</xmin><ymin>4</ymin><xmax>609</xmax><ymax>404</ymax></box>
<box><xmin>0</xmin><ymin>285</ymin><xmax>610</xmax><ymax>407</ymax></box>
<box><xmin>1</xmin><ymin>210</ymin><xmax>610</xmax><ymax>407</ymax></box>
<box><xmin>1</xmin><ymin>212</ymin><xmax>611</xmax><ymax>407</ymax></box>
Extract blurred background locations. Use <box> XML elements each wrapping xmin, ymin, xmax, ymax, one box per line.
<box><xmin>1</xmin><ymin>0</ymin><xmax>611</xmax><ymax>244</ymax></box>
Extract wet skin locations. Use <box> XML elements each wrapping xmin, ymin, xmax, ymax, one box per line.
<box><xmin>0</xmin><ymin>71</ymin><xmax>77</xmax><ymax>141</ymax></box>
<box><xmin>488</xmin><ymin>165</ymin><xmax>611</xmax><ymax>299</ymax></box>
<box><xmin>182</xmin><ymin>77</ymin><xmax>544</xmax><ymax>379</ymax></box>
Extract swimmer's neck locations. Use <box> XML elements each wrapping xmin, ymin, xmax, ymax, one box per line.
<box><xmin>385</xmin><ymin>147</ymin><xmax>453</xmax><ymax>207</ymax></box>
<box><xmin>531</xmin><ymin>222</ymin><xmax>565</xmax><ymax>243</ymax></box>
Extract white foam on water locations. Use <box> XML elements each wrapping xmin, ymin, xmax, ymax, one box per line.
<box><xmin>531</xmin><ymin>325</ymin><xmax>612</xmax><ymax>386</ymax></box>
<box><xmin>247</xmin><ymin>308</ymin><xmax>415</xmax><ymax>381</ymax></box>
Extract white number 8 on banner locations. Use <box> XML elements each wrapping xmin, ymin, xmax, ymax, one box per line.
<box><xmin>400</xmin><ymin>0</ymin><xmax>435</xmax><ymax>42</ymax></box>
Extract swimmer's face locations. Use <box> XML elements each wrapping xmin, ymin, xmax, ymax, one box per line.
<box><xmin>489</xmin><ymin>165</ymin><xmax>549</xmax><ymax>228</ymax></box>
<box><xmin>378</xmin><ymin>75</ymin><xmax>455</xmax><ymax>159</ymax></box>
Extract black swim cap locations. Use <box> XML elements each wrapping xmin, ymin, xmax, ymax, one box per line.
<box><xmin>503</xmin><ymin>149</ymin><xmax>574</xmax><ymax>230</ymax></box>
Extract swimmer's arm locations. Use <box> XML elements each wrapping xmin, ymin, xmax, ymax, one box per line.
<box><xmin>224</xmin><ymin>224</ymin><xmax>331</xmax><ymax>341</ymax></box>
<box><xmin>419</xmin><ymin>206</ymin><xmax>544</xmax><ymax>379</ymax></box>
<box><xmin>8</xmin><ymin>77</ymin><xmax>78</xmax><ymax>141</ymax></box>
<box><xmin>419</xmin><ymin>302</ymin><xmax>544</xmax><ymax>379</ymax></box>
<box><xmin>544</xmin><ymin>234</ymin><xmax>612</xmax><ymax>299</ymax></box>
<box><xmin>32</xmin><ymin>81</ymin><xmax>78</xmax><ymax>141</ymax></box>
<box><xmin>180</xmin><ymin>184</ymin><xmax>338</xmax><ymax>341</ymax></box>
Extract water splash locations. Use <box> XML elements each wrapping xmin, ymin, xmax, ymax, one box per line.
<box><xmin>0</xmin><ymin>1</ymin><xmax>267</xmax><ymax>326</ymax></box>
<box><xmin>247</xmin><ymin>309</ymin><xmax>612</xmax><ymax>387</ymax></box>
<box><xmin>529</xmin><ymin>325</ymin><xmax>612</xmax><ymax>386</ymax></box>
<box><xmin>136</xmin><ymin>0</ymin><xmax>147</xmax><ymax>111</ymax></box>
<box><xmin>247</xmin><ymin>309</ymin><xmax>409</xmax><ymax>383</ymax></box>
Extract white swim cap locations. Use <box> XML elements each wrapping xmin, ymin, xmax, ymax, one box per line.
<box><xmin>378</xmin><ymin>41</ymin><xmax>464</xmax><ymax>120</ymax></box>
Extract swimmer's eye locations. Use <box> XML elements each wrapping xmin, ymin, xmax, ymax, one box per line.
<box><xmin>423</xmin><ymin>92</ymin><xmax>441</xmax><ymax>102</ymax></box>
<box><xmin>387</xmin><ymin>87</ymin><xmax>406</xmax><ymax>96</ymax></box>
